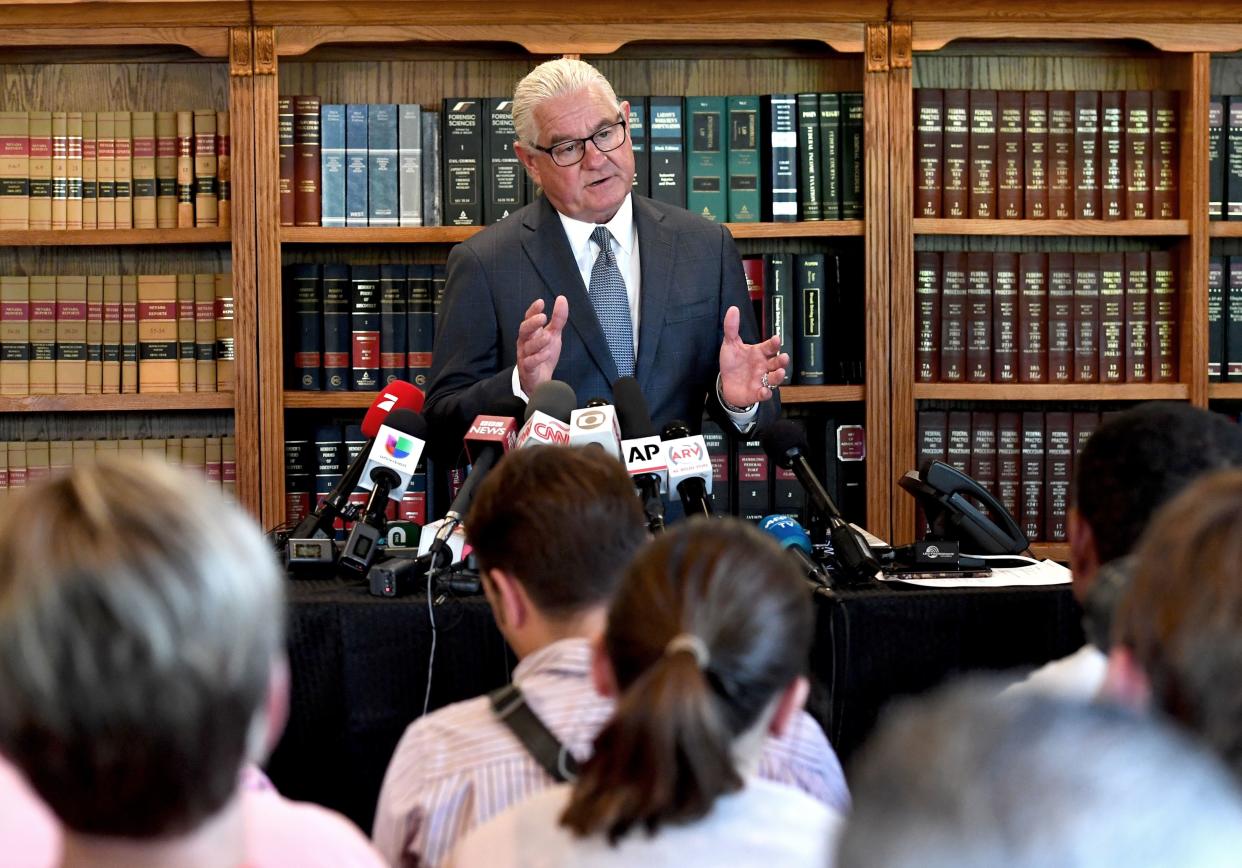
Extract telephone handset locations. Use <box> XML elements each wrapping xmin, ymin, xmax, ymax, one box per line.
<box><xmin>899</xmin><ymin>460</ymin><xmax>1030</xmax><ymax>556</ymax></box>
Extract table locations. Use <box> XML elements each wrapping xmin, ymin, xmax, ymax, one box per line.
<box><xmin>266</xmin><ymin>577</ymin><xmax>1085</xmax><ymax>832</ymax></box>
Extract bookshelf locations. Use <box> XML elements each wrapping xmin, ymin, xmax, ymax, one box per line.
<box><xmin>250</xmin><ymin>1</ymin><xmax>894</xmax><ymax>539</ymax></box>
<box><xmin>0</xmin><ymin>2</ymin><xmax>259</xmax><ymax>515</ymax></box>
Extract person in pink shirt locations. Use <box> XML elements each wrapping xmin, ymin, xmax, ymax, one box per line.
<box><xmin>0</xmin><ymin>458</ymin><xmax>384</xmax><ymax>868</ymax></box>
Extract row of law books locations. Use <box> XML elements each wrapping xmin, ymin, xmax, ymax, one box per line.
<box><xmin>915</xmin><ymin>250</ymin><xmax>1179</xmax><ymax>385</ymax></box>
<box><xmin>0</xmin><ymin>273</ymin><xmax>234</xmax><ymax>397</ymax></box>
<box><xmin>1207</xmin><ymin>256</ymin><xmax>1242</xmax><ymax>380</ymax></box>
<box><xmin>916</xmin><ymin>408</ymin><xmax>1104</xmax><ymax>543</ymax></box>
<box><xmin>284</xmin><ymin>262</ymin><xmax>445</xmax><ymax>392</ymax></box>
<box><xmin>1207</xmin><ymin>95</ymin><xmax>1242</xmax><ymax>220</ymax></box>
<box><xmin>0</xmin><ymin>109</ymin><xmax>229</xmax><ymax>231</ymax></box>
<box><xmin>914</xmin><ymin>89</ymin><xmax>1178</xmax><ymax>220</ymax></box>
<box><xmin>0</xmin><ymin>436</ymin><xmax>237</xmax><ymax>501</ymax></box>
<box><xmin>741</xmin><ymin>252</ymin><xmax>864</xmax><ymax>386</ymax></box>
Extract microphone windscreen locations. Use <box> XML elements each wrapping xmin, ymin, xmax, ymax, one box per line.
<box><xmin>525</xmin><ymin>380</ymin><xmax>577</xmax><ymax>423</ymax></box>
<box><xmin>613</xmin><ymin>376</ymin><xmax>657</xmax><ymax>439</ymax></box>
<box><xmin>382</xmin><ymin>408</ymin><xmax>429</xmax><ymax>440</ymax></box>
<box><xmin>759</xmin><ymin>419</ymin><xmax>808</xmax><ymax>469</ymax></box>
<box><xmin>758</xmin><ymin>514</ymin><xmax>814</xmax><ymax>554</ymax></box>
<box><xmin>361</xmin><ymin>380</ymin><xmax>426</xmax><ymax>437</ymax></box>
<box><xmin>660</xmin><ymin>419</ymin><xmax>692</xmax><ymax>441</ymax></box>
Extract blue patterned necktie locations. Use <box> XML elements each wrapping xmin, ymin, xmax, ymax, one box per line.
<box><xmin>588</xmin><ymin>225</ymin><xmax>635</xmax><ymax>378</ymax></box>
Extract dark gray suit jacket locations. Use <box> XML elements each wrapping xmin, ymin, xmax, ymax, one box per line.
<box><xmin>424</xmin><ymin>194</ymin><xmax>779</xmax><ymax>449</ymax></box>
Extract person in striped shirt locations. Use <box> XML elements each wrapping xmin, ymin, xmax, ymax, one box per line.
<box><xmin>372</xmin><ymin>445</ymin><xmax>849</xmax><ymax>867</ymax></box>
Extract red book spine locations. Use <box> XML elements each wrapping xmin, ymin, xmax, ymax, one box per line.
<box><xmin>939</xmin><ymin>251</ymin><xmax>967</xmax><ymax>381</ymax></box>
<box><xmin>1124</xmin><ymin>90</ymin><xmax>1153</xmax><ymax>219</ymax></box>
<box><xmin>1124</xmin><ymin>251</ymin><xmax>1150</xmax><ymax>382</ymax></box>
<box><xmin>969</xmin><ymin>89</ymin><xmax>997</xmax><ymax>219</ymax></box>
<box><xmin>996</xmin><ymin>411</ymin><xmax>1022</xmax><ymax>524</ymax></box>
<box><xmin>992</xmin><ymin>252</ymin><xmax>1019</xmax><ymax>383</ymax></box>
<box><xmin>1073</xmin><ymin>253</ymin><xmax>1100</xmax><ymax>382</ymax></box>
<box><xmin>1044</xmin><ymin>411</ymin><xmax>1073</xmax><ymax>542</ymax></box>
<box><xmin>915</xmin><ymin>251</ymin><xmax>941</xmax><ymax>382</ymax></box>
<box><xmin>1018</xmin><ymin>252</ymin><xmax>1047</xmax><ymax>383</ymax></box>
<box><xmin>1099</xmin><ymin>90</ymin><xmax>1124</xmax><ymax>220</ymax></box>
<box><xmin>1152</xmin><ymin>90</ymin><xmax>1178</xmax><ymax>219</ymax></box>
<box><xmin>1149</xmin><ymin>249</ymin><xmax>1178</xmax><ymax>383</ymax></box>
<box><xmin>1074</xmin><ymin>91</ymin><xmax>1101</xmax><ymax>219</ymax></box>
<box><xmin>1072</xmin><ymin>411</ymin><xmax>1100</xmax><ymax>482</ymax></box>
<box><xmin>1047</xmin><ymin>91</ymin><xmax>1075</xmax><ymax>219</ymax></box>
<box><xmin>915</xmin><ymin>89</ymin><xmax>944</xmax><ymax>218</ymax></box>
<box><xmin>1023</xmin><ymin>91</ymin><xmax>1049</xmax><ymax>218</ymax></box>
<box><xmin>1047</xmin><ymin>252</ymin><xmax>1074</xmax><ymax>383</ymax></box>
<box><xmin>1098</xmin><ymin>253</ymin><xmax>1125</xmax><ymax>382</ymax></box>
<box><xmin>1020</xmin><ymin>411</ymin><xmax>1045</xmax><ymax>542</ymax></box>
<box><xmin>943</xmin><ymin>89</ymin><xmax>969</xmax><ymax>218</ymax></box>
<box><xmin>278</xmin><ymin>96</ymin><xmax>295</xmax><ymax>227</ymax></box>
<box><xmin>293</xmin><ymin>96</ymin><xmax>321</xmax><ymax>227</ymax></box>
<box><xmin>966</xmin><ymin>251</ymin><xmax>993</xmax><ymax>381</ymax></box>
<box><xmin>970</xmin><ymin>411</ymin><xmax>998</xmax><ymax>498</ymax></box>
<box><xmin>997</xmin><ymin>91</ymin><xmax>1024</xmax><ymax>219</ymax></box>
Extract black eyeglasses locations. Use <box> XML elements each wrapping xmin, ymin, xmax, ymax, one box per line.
<box><xmin>531</xmin><ymin>118</ymin><xmax>627</xmax><ymax>167</ymax></box>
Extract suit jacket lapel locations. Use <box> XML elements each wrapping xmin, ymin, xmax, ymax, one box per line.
<box><xmin>521</xmin><ymin>196</ymin><xmax>617</xmax><ymax>382</ymax></box>
<box><xmin>634</xmin><ymin>196</ymin><xmax>675</xmax><ymax>391</ymax></box>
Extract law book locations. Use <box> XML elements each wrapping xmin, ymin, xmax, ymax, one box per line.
<box><xmin>1123</xmin><ymin>251</ymin><xmax>1150</xmax><ymax>381</ymax></box>
<box><xmin>772</xmin><ymin>457</ymin><xmax>805</xmax><ymax>523</ymax></box>
<box><xmin>945</xmin><ymin>410</ymin><xmax>972</xmax><ymax>475</ymax></box>
<box><xmin>47</xmin><ymin>440</ymin><xmax>71</xmax><ymax>479</ymax></box>
<box><xmin>840</xmin><ymin>92</ymin><xmax>864</xmax><ymax>219</ymax></box>
<box><xmin>1149</xmin><ymin>249</ymin><xmax>1178</xmax><ymax>383</ymax></box>
<box><xmin>996</xmin><ymin>91</ymin><xmax>1024</xmax><ymax>219</ymax></box>
<box><xmin>616</xmin><ymin>96</ymin><xmax>648</xmax><ymax>199</ymax></box>
<box><xmin>284</xmin><ymin>434</ymin><xmax>314</xmax><ymax>523</ymax></box>
<box><xmin>164</xmin><ymin>437</ymin><xmax>182</xmax><ymax>468</ymax></box>
<box><xmin>1152</xmin><ymin>90</ymin><xmax>1178</xmax><ymax>219</ymax></box>
<box><xmin>968</xmin><ymin>89</ymin><xmax>998</xmax><ymax>219</ymax></box>
<box><xmin>696</xmin><ymin>420</ymin><xmax>730</xmax><ymax>515</ymax></box>
<box><xmin>421</xmin><ymin>110</ymin><xmax>442</xmax><ymax>227</ymax></box>
<box><xmin>942</xmin><ymin>89</ymin><xmax>969</xmax><ymax>218</ymax></box>
<box><xmin>72</xmin><ymin>439</ymin><xmax>94</xmax><ymax>469</ymax></box>
<box><xmin>735</xmin><ymin>437</ymin><xmax>770</xmax><ymax>523</ymax></box>
<box><xmin>0</xmin><ymin>276</ymin><xmax>29</xmax><ymax>396</ymax></box>
<box><xmin>1023</xmin><ymin>90</ymin><xmax>1049</xmax><ymax>218</ymax></box>
<box><xmin>54</xmin><ymin>275</ymin><xmax>87</xmax><ymax>394</ymax></box>
<box><xmin>914</xmin><ymin>250</ymin><xmax>941</xmax><ymax>381</ymax></box>
<box><xmin>915</xmin><ymin>409</ymin><xmax>947</xmax><ymax>534</ymax></box>
<box><xmin>795</xmin><ymin>93</ymin><xmax>822</xmax><ymax>221</ymax></box>
<box><xmin>726</xmin><ymin>96</ymin><xmax>761</xmax><ymax>222</ymax></box>
<box><xmin>940</xmin><ymin>251</ymin><xmax>967</xmax><ymax>382</ymax></box>
<box><xmin>764</xmin><ymin>253</ymin><xmax>795</xmax><ymax>382</ymax></box>
<box><xmin>406</xmin><ymin>263</ymin><xmax>434</xmax><ymax>389</ymax></box>
<box><xmin>0</xmin><ymin>444</ymin><xmax>7</xmax><ymax>495</ymax></box>
<box><xmin>176</xmin><ymin>110</ymin><xmax>195</xmax><ymax>228</ymax></box>
<box><xmin>205</xmin><ymin>436</ymin><xmax>223</xmax><ymax>495</ymax></box>
<box><xmin>84</xmin><ymin>113</ymin><xmax>100</xmax><ymax>229</ymax></box>
<box><xmin>277</xmin><ymin>97</ymin><xmax>295</xmax><ymax>226</ymax></box>
<box><xmin>1071</xmin><ymin>411</ymin><xmax>1100</xmax><ymax>479</ymax></box>
<box><xmin>216</xmin><ymin>111</ymin><xmax>230</xmax><ymax>229</ymax></box>
<box><xmin>1209</xmin><ymin>95</ymin><xmax>1225</xmax><ymax>219</ymax></box>
<box><xmin>818</xmin><ymin>92</ymin><xmax>842</xmax><ymax>220</ymax></box>
<box><xmin>742</xmin><ymin>255</ymin><xmax>765</xmax><ymax>335</ymax></box>
<box><xmin>378</xmin><ymin>264</ymin><xmax>408</xmax><ymax>385</ymax></box>
<box><xmin>113</xmin><ymin>111</ymin><xmax>134</xmax><ymax>229</ymax></box>
<box><xmin>51</xmin><ymin>111</ymin><xmax>67</xmax><ymax>229</ymax></box>
<box><xmin>1210</xmin><ymin>255</ymin><xmax>1225</xmax><ymax>381</ymax></box>
<box><xmin>66</xmin><ymin>111</ymin><xmax>82</xmax><ymax>229</ymax></box>
<box><xmin>1018</xmin><ymin>252</ymin><xmax>1047</xmax><ymax>383</ymax></box>
<box><xmin>992</xmin><ymin>252</ymin><xmax>1019</xmax><ymax>383</ymax></box>
<box><xmin>96</xmin><ymin>111</ymin><xmax>116</xmax><ymax>229</ymax></box>
<box><xmin>321</xmin><ymin>263</ymin><xmax>350</xmax><ymax>391</ymax></box>
<box><xmin>1099</xmin><ymin>90</ymin><xmax>1124</xmax><ymax>220</ymax></box>
<box><xmin>344</xmin><ymin>103</ymin><xmax>368</xmax><ymax>226</ymax></box>
<box><xmin>1020</xmin><ymin>411</ymin><xmax>1045</xmax><ymax>541</ymax></box>
<box><xmin>969</xmin><ymin>411</ymin><xmax>998</xmax><ymax>497</ymax></box>
<box><xmin>1098</xmin><ymin>252</ymin><xmax>1125</xmax><ymax>383</ymax></box>
<box><xmin>684</xmin><ymin>96</ymin><xmax>727</xmax><ymax>223</ymax></box>
<box><xmin>291</xmin><ymin>97</ymin><xmax>318</xmax><ymax>227</ymax></box>
<box><xmin>319</xmin><ymin>104</ymin><xmax>346</xmax><ymax>227</ymax></box>
<box><xmin>28</xmin><ymin>111</ymin><xmax>52</xmax><ymax>231</ymax></box>
<box><xmin>795</xmin><ymin>253</ymin><xmax>826</xmax><ymax>385</ymax></box>
<box><xmin>27</xmin><ymin>275</ymin><xmax>56</xmax><ymax>395</ymax></box>
<box><xmin>140</xmin><ymin>437</ymin><xmax>166</xmax><ymax>464</ymax></box>
<box><xmin>1047</xmin><ymin>253</ymin><xmax>1074</xmax><ymax>383</ymax></box>
<box><xmin>120</xmin><ymin>275</ymin><xmax>138</xmax><ymax>393</ymax></box>
<box><xmin>914</xmin><ymin>88</ymin><xmax>943</xmax><ymax>217</ymax></box>
<box><xmin>155</xmin><ymin>111</ymin><xmax>178</xmax><ymax>228</ymax></box>
<box><xmin>996</xmin><ymin>411</ymin><xmax>1022</xmax><ymax>527</ymax></box>
<box><xmin>485</xmin><ymin>97</ymin><xmax>523</xmax><ymax>224</ymax></box>
<box><xmin>0</xmin><ymin>112</ymin><xmax>30</xmax><ymax>230</ymax></box>
<box><xmin>1074</xmin><ymin>91</ymin><xmax>1101</xmax><ymax>219</ymax></box>
<box><xmin>760</xmin><ymin>94</ymin><xmax>796</xmax><ymax>221</ymax></box>
<box><xmin>193</xmin><ymin>272</ymin><xmax>216</xmax><ymax>392</ymax></box>
<box><xmin>1124</xmin><ymin>90</ymin><xmax>1153</xmax><ymax>219</ymax></box>
<box><xmin>1044</xmin><ymin>411</ymin><xmax>1072</xmax><ymax>542</ymax></box>
<box><xmin>1072</xmin><ymin>253</ymin><xmax>1100</xmax><ymax>383</ymax></box>
<box><xmin>442</xmin><ymin>98</ymin><xmax>483</xmax><ymax>226</ymax></box>
<box><xmin>1229</xmin><ymin>257</ymin><xmax>1242</xmax><ymax>380</ymax></box>
<box><xmin>101</xmin><ymin>275</ymin><xmax>121</xmax><ymax>393</ymax></box>
<box><xmin>214</xmin><ymin>272</ymin><xmax>234</xmax><ymax>392</ymax></box>
<box><xmin>350</xmin><ymin>264</ymin><xmax>381</xmax><ymax>390</ymax></box>
<box><xmin>398</xmin><ymin>103</ymin><xmax>423</xmax><ymax>226</ymax></box>
<box><xmin>176</xmin><ymin>274</ymin><xmax>195</xmax><ymax>392</ymax></box>
<box><xmin>287</xmin><ymin>264</ymin><xmax>321</xmax><ymax>389</ymax></box>
<box><xmin>1227</xmin><ymin>97</ymin><xmax>1242</xmax><ymax>220</ymax></box>
<box><xmin>85</xmin><ymin>275</ymin><xmax>102</xmax><ymax>393</ymax></box>
<box><xmin>6</xmin><ymin>441</ymin><xmax>25</xmax><ymax>491</ymax></box>
<box><xmin>131</xmin><ymin>111</ymin><xmax>156</xmax><ymax>229</ymax></box>
<box><xmin>368</xmin><ymin>103</ymin><xmax>399</xmax><ymax>227</ymax></box>
<box><xmin>1048</xmin><ymin>91</ymin><xmax>1075</xmax><ymax>219</ymax></box>
<box><xmin>965</xmin><ymin>251</ymin><xmax>993</xmax><ymax>382</ymax></box>
<box><xmin>25</xmin><ymin>442</ymin><xmax>49</xmax><ymax>488</ymax></box>
<box><xmin>136</xmin><ymin>274</ymin><xmax>178</xmax><ymax>393</ymax></box>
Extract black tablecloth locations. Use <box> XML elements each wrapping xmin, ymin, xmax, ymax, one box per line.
<box><xmin>266</xmin><ymin>577</ymin><xmax>1084</xmax><ymax>831</ymax></box>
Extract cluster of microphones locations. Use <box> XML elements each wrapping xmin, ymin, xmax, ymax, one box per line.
<box><xmin>282</xmin><ymin>375</ymin><xmax>881</xmax><ymax>596</ymax></box>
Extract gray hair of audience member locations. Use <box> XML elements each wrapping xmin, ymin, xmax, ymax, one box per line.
<box><xmin>837</xmin><ymin>679</ymin><xmax>1242</xmax><ymax>868</ymax></box>
<box><xmin>0</xmin><ymin>458</ymin><xmax>285</xmax><ymax>839</ymax></box>
<box><xmin>512</xmin><ymin>56</ymin><xmax>622</xmax><ymax>146</ymax></box>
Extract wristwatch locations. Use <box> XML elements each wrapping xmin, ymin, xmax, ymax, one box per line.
<box><xmin>717</xmin><ymin>373</ymin><xmax>757</xmax><ymax>414</ymax></box>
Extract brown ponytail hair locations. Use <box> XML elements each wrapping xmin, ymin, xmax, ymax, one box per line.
<box><xmin>560</xmin><ymin>517</ymin><xmax>813</xmax><ymax>843</ymax></box>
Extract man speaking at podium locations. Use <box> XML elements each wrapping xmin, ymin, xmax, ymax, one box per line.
<box><xmin>425</xmin><ymin>58</ymin><xmax>786</xmax><ymax>447</ymax></box>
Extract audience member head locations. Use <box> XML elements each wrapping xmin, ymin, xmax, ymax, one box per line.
<box><xmin>1070</xmin><ymin>402</ymin><xmax>1242</xmax><ymax>601</ymax></box>
<box><xmin>465</xmin><ymin>445</ymin><xmax>648</xmax><ymax>656</ymax></box>
<box><xmin>0</xmin><ymin>458</ymin><xmax>285</xmax><ymax>842</ymax></box>
<box><xmin>1107</xmin><ymin>468</ymin><xmax>1242</xmax><ymax>778</ymax></box>
<box><xmin>838</xmin><ymin>679</ymin><xmax>1242</xmax><ymax>868</ymax></box>
<box><xmin>561</xmin><ymin>518</ymin><xmax>813</xmax><ymax>843</ymax></box>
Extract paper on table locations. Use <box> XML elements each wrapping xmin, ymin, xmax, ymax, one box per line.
<box><xmin>879</xmin><ymin>558</ymin><xmax>1071</xmax><ymax>589</ymax></box>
